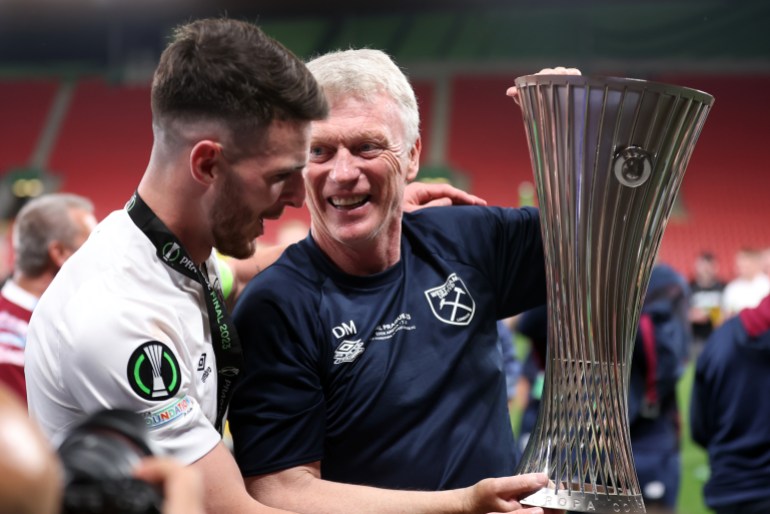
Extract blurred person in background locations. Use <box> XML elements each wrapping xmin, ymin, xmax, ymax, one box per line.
<box><xmin>627</xmin><ymin>263</ymin><xmax>691</xmax><ymax>514</ymax></box>
<box><xmin>721</xmin><ymin>248</ymin><xmax>770</xmax><ymax>318</ymax></box>
<box><xmin>762</xmin><ymin>247</ymin><xmax>770</xmax><ymax>277</ymax></box>
<box><xmin>498</xmin><ymin>318</ymin><xmax>522</xmax><ymax>413</ymax></box>
<box><xmin>691</xmin><ymin>292</ymin><xmax>770</xmax><ymax>514</ymax></box>
<box><xmin>688</xmin><ymin>251</ymin><xmax>725</xmax><ymax>345</ymax></box>
<box><xmin>0</xmin><ymin>193</ymin><xmax>96</xmax><ymax>404</ymax></box>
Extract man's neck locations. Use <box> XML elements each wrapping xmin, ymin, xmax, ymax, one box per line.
<box><xmin>137</xmin><ymin>177</ymin><xmax>211</xmax><ymax>266</ymax></box>
<box><xmin>12</xmin><ymin>272</ymin><xmax>52</xmax><ymax>299</ymax></box>
<box><xmin>312</xmin><ymin>225</ymin><xmax>402</xmax><ymax>277</ymax></box>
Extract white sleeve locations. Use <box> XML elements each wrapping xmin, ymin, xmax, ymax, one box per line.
<box><xmin>60</xmin><ymin>289</ymin><xmax>221</xmax><ymax>465</ymax></box>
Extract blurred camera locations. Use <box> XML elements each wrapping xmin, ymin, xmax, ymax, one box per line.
<box><xmin>57</xmin><ymin>409</ymin><xmax>162</xmax><ymax>514</ymax></box>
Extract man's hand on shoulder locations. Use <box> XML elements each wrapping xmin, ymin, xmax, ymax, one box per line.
<box><xmin>403</xmin><ymin>181</ymin><xmax>487</xmax><ymax>213</ymax></box>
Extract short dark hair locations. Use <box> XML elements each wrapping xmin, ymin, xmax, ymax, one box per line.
<box><xmin>151</xmin><ymin>17</ymin><xmax>327</xmax><ymax>144</ymax></box>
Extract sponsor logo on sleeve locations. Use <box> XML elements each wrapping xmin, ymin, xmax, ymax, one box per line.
<box><xmin>143</xmin><ymin>394</ymin><xmax>195</xmax><ymax>429</ymax></box>
<box><xmin>127</xmin><ymin>341</ymin><xmax>181</xmax><ymax>401</ymax></box>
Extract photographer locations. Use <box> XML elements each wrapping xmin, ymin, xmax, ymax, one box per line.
<box><xmin>0</xmin><ymin>383</ymin><xmax>203</xmax><ymax>514</ymax></box>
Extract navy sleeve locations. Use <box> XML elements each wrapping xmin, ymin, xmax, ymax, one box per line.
<box><xmin>228</xmin><ymin>267</ymin><xmax>326</xmax><ymax>476</ymax></box>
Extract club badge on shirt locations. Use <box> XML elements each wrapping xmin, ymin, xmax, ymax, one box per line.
<box><xmin>127</xmin><ymin>341</ymin><xmax>181</xmax><ymax>401</ymax></box>
<box><xmin>424</xmin><ymin>273</ymin><xmax>476</xmax><ymax>326</ymax></box>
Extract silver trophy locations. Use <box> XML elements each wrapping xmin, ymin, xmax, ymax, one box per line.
<box><xmin>513</xmin><ymin>75</ymin><xmax>713</xmax><ymax>513</ymax></box>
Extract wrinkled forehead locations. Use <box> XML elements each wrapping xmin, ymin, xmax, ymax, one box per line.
<box><xmin>320</xmin><ymin>93</ymin><xmax>406</xmax><ymax>137</ymax></box>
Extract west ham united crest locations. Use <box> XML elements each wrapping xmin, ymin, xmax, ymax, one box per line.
<box><xmin>127</xmin><ymin>341</ymin><xmax>181</xmax><ymax>401</ymax></box>
<box><xmin>424</xmin><ymin>273</ymin><xmax>475</xmax><ymax>326</ymax></box>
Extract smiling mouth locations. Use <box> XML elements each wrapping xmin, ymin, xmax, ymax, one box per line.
<box><xmin>329</xmin><ymin>195</ymin><xmax>370</xmax><ymax>210</ymax></box>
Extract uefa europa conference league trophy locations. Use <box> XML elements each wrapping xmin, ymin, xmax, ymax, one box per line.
<box><xmin>513</xmin><ymin>75</ymin><xmax>713</xmax><ymax>513</ymax></box>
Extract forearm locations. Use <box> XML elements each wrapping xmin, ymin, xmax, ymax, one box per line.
<box><xmin>247</xmin><ymin>467</ymin><xmax>550</xmax><ymax>514</ymax></box>
<box><xmin>191</xmin><ymin>442</ymin><xmax>298</xmax><ymax>514</ymax></box>
<box><xmin>251</xmin><ymin>474</ymin><xmax>469</xmax><ymax>514</ymax></box>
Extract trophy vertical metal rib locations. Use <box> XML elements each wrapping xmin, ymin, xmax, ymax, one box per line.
<box><xmin>514</xmin><ymin>76</ymin><xmax>713</xmax><ymax>513</ymax></box>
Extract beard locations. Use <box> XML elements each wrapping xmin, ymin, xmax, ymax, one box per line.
<box><xmin>210</xmin><ymin>171</ymin><xmax>258</xmax><ymax>260</ymax></box>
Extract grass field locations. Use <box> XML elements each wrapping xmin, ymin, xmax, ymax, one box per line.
<box><xmin>676</xmin><ymin>363</ymin><xmax>711</xmax><ymax>514</ymax></box>
<box><xmin>511</xmin><ymin>337</ymin><xmax>713</xmax><ymax>514</ymax></box>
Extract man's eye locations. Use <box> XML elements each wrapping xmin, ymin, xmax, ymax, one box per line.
<box><xmin>271</xmin><ymin>172</ymin><xmax>292</xmax><ymax>183</ymax></box>
<box><xmin>310</xmin><ymin>146</ymin><xmax>326</xmax><ymax>157</ymax></box>
<box><xmin>358</xmin><ymin>143</ymin><xmax>380</xmax><ymax>155</ymax></box>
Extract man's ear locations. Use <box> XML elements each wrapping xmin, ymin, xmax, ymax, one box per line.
<box><xmin>190</xmin><ymin>140</ymin><xmax>224</xmax><ymax>185</ymax></box>
<box><xmin>405</xmin><ymin>137</ymin><xmax>422</xmax><ymax>183</ymax></box>
<box><xmin>48</xmin><ymin>240</ymin><xmax>70</xmax><ymax>269</ymax></box>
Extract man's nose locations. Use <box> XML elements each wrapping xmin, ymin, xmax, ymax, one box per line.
<box><xmin>282</xmin><ymin>173</ymin><xmax>306</xmax><ymax>208</ymax></box>
<box><xmin>330</xmin><ymin>149</ymin><xmax>359</xmax><ymax>183</ymax></box>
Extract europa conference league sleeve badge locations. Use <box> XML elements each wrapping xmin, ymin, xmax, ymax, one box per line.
<box><xmin>127</xmin><ymin>341</ymin><xmax>182</xmax><ymax>401</ymax></box>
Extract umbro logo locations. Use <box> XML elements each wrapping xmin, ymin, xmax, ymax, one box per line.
<box><xmin>334</xmin><ymin>339</ymin><xmax>365</xmax><ymax>365</ymax></box>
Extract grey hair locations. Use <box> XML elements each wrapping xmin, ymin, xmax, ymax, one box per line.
<box><xmin>306</xmin><ymin>48</ymin><xmax>420</xmax><ymax>149</ymax></box>
<box><xmin>12</xmin><ymin>193</ymin><xmax>94</xmax><ymax>277</ymax></box>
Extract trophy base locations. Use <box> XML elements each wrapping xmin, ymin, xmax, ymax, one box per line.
<box><xmin>521</xmin><ymin>483</ymin><xmax>646</xmax><ymax>513</ymax></box>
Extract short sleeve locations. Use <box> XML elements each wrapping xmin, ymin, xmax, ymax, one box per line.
<box><xmin>229</xmin><ymin>270</ymin><xmax>326</xmax><ymax>476</ymax></box>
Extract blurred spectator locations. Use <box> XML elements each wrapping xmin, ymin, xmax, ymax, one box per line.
<box><xmin>628</xmin><ymin>263</ymin><xmax>691</xmax><ymax>513</ymax></box>
<box><xmin>0</xmin><ymin>193</ymin><xmax>95</xmax><ymax>403</ymax></box>
<box><xmin>513</xmin><ymin>307</ymin><xmax>547</xmax><ymax>454</ymax></box>
<box><xmin>762</xmin><ymin>247</ymin><xmax>770</xmax><ymax>277</ymax></box>
<box><xmin>688</xmin><ymin>251</ymin><xmax>725</xmax><ymax>344</ymax></box>
<box><xmin>497</xmin><ymin>318</ymin><xmax>522</xmax><ymax>411</ymax></box>
<box><xmin>515</xmin><ymin>264</ymin><xmax>691</xmax><ymax>513</ymax></box>
<box><xmin>721</xmin><ymin>248</ymin><xmax>770</xmax><ymax>318</ymax></box>
<box><xmin>690</xmin><ymin>293</ymin><xmax>770</xmax><ymax>514</ymax></box>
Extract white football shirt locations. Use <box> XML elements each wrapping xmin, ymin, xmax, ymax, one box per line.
<box><xmin>26</xmin><ymin>210</ymin><xmax>222</xmax><ymax>464</ymax></box>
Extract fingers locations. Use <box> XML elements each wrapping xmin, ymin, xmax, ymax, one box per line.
<box><xmin>535</xmin><ymin>66</ymin><xmax>581</xmax><ymax>76</ymax></box>
<box><xmin>475</xmin><ymin>472</ymin><xmax>549</xmax><ymax>513</ymax></box>
<box><xmin>508</xmin><ymin>66</ymin><xmax>582</xmax><ymax>104</ymax></box>
<box><xmin>499</xmin><ymin>472</ymin><xmax>549</xmax><ymax>495</ymax></box>
<box><xmin>487</xmin><ymin>507</ymin><xmax>565</xmax><ymax>514</ymax></box>
<box><xmin>133</xmin><ymin>457</ymin><xmax>205</xmax><ymax>514</ymax></box>
<box><xmin>420</xmin><ymin>198</ymin><xmax>453</xmax><ymax>209</ymax></box>
<box><xmin>402</xmin><ymin>182</ymin><xmax>488</xmax><ymax>212</ymax></box>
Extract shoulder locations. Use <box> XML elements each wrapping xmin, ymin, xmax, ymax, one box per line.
<box><xmin>406</xmin><ymin>204</ymin><xmax>539</xmax><ymax>226</ymax></box>
<box><xmin>697</xmin><ymin>317</ymin><xmax>744</xmax><ymax>366</ymax></box>
<box><xmin>403</xmin><ymin>205</ymin><xmax>540</xmax><ymax>244</ymax></box>
<box><xmin>234</xmin><ymin>241</ymin><xmax>321</xmax><ymax>314</ymax></box>
<box><xmin>34</xmin><ymin>215</ymin><xmax>189</xmax><ymax>356</ymax></box>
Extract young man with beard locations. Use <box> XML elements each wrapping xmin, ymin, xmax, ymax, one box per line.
<box><xmin>228</xmin><ymin>49</ymin><xmax>577</xmax><ymax>514</ymax></box>
<box><xmin>25</xmin><ymin>17</ymin><xmax>327</xmax><ymax>514</ymax></box>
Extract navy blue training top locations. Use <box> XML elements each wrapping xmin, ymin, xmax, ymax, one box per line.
<box><xmin>229</xmin><ymin>205</ymin><xmax>546</xmax><ymax>490</ymax></box>
<box><xmin>690</xmin><ymin>316</ymin><xmax>770</xmax><ymax>508</ymax></box>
